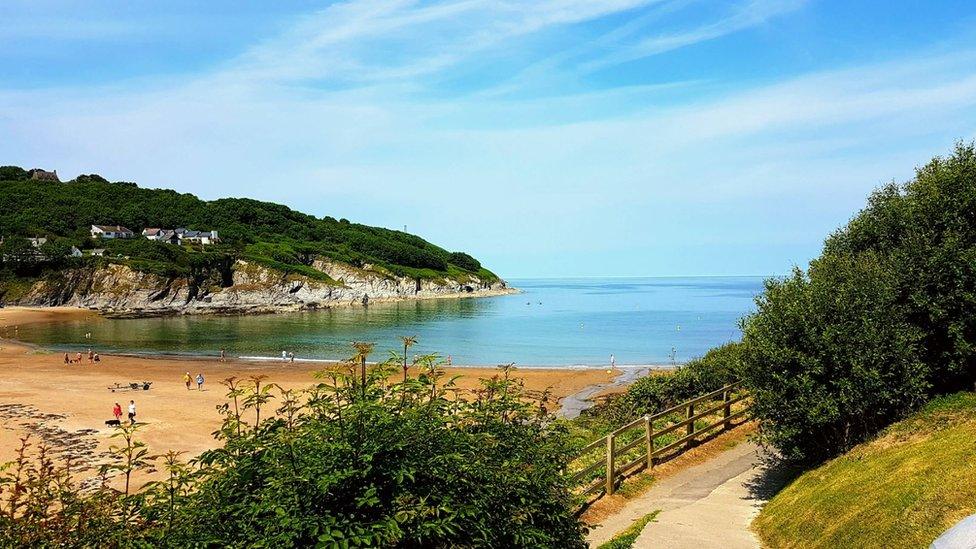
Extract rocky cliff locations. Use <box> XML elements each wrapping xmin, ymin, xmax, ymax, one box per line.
<box><xmin>2</xmin><ymin>259</ymin><xmax>511</xmax><ymax>316</ymax></box>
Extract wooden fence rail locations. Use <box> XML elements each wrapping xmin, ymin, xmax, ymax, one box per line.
<box><xmin>569</xmin><ymin>382</ymin><xmax>751</xmax><ymax>499</ymax></box>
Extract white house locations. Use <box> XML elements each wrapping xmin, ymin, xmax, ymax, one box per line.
<box><xmin>145</xmin><ymin>227</ymin><xmax>219</xmax><ymax>245</ymax></box>
<box><xmin>91</xmin><ymin>225</ymin><xmax>134</xmax><ymax>239</ymax></box>
<box><xmin>177</xmin><ymin>229</ymin><xmax>219</xmax><ymax>245</ymax></box>
<box><xmin>143</xmin><ymin>228</ymin><xmax>181</xmax><ymax>244</ymax></box>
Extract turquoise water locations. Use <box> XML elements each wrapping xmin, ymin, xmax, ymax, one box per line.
<box><xmin>13</xmin><ymin>277</ymin><xmax>766</xmax><ymax>366</ymax></box>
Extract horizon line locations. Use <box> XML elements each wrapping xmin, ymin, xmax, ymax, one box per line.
<box><xmin>503</xmin><ymin>273</ymin><xmax>786</xmax><ymax>280</ymax></box>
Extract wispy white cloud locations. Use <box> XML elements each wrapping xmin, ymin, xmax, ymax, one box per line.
<box><xmin>218</xmin><ymin>0</ymin><xmax>791</xmax><ymax>90</ymax></box>
<box><xmin>579</xmin><ymin>0</ymin><xmax>806</xmax><ymax>72</ymax></box>
<box><xmin>2</xmin><ymin>0</ymin><xmax>975</xmax><ymax>276</ymax></box>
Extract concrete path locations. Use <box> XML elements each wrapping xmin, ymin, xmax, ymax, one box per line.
<box><xmin>633</xmin><ymin>460</ymin><xmax>765</xmax><ymax>548</ymax></box>
<box><xmin>587</xmin><ymin>442</ymin><xmax>773</xmax><ymax>548</ymax></box>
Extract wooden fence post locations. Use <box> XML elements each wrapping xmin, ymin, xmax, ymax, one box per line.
<box><xmin>723</xmin><ymin>389</ymin><xmax>732</xmax><ymax>430</ymax></box>
<box><xmin>644</xmin><ymin>415</ymin><xmax>653</xmax><ymax>469</ymax></box>
<box><xmin>685</xmin><ymin>403</ymin><xmax>695</xmax><ymax>448</ymax></box>
<box><xmin>606</xmin><ymin>435</ymin><xmax>616</xmax><ymax>495</ymax></box>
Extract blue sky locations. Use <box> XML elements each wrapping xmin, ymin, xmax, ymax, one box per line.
<box><xmin>3</xmin><ymin>1</ymin><xmax>976</xmax><ymax>278</ymax></box>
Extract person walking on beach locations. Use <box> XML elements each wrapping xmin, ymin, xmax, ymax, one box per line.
<box><xmin>127</xmin><ymin>400</ymin><xmax>136</xmax><ymax>424</ymax></box>
<box><xmin>288</xmin><ymin>352</ymin><xmax>295</xmax><ymax>363</ymax></box>
<box><xmin>220</xmin><ymin>348</ymin><xmax>226</xmax><ymax>362</ymax></box>
<box><xmin>183</xmin><ymin>372</ymin><xmax>192</xmax><ymax>390</ymax></box>
<box><xmin>609</xmin><ymin>353</ymin><xmax>616</xmax><ymax>374</ymax></box>
<box><xmin>196</xmin><ymin>373</ymin><xmax>204</xmax><ymax>391</ymax></box>
<box><xmin>88</xmin><ymin>348</ymin><xmax>94</xmax><ymax>364</ymax></box>
<box><xmin>281</xmin><ymin>350</ymin><xmax>288</xmax><ymax>362</ymax></box>
<box><xmin>64</xmin><ymin>353</ymin><xmax>69</xmax><ymax>365</ymax></box>
<box><xmin>113</xmin><ymin>402</ymin><xmax>122</xmax><ymax>423</ymax></box>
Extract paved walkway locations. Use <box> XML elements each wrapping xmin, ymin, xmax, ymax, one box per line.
<box><xmin>587</xmin><ymin>442</ymin><xmax>775</xmax><ymax>548</ymax></box>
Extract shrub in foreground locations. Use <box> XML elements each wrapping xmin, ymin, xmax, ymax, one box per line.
<box><xmin>0</xmin><ymin>348</ymin><xmax>586</xmax><ymax>548</ymax></box>
<box><xmin>740</xmin><ymin>142</ymin><xmax>976</xmax><ymax>463</ymax></box>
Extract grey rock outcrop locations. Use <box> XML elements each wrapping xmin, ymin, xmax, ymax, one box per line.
<box><xmin>4</xmin><ymin>259</ymin><xmax>510</xmax><ymax>317</ymax></box>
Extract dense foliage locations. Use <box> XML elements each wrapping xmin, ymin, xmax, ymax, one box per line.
<box><xmin>576</xmin><ymin>343</ymin><xmax>744</xmax><ymax>435</ymax></box>
<box><xmin>740</xmin><ymin>142</ymin><xmax>976</xmax><ymax>463</ymax></box>
<box><xmin>0</xmin><ymin>347</ymin><xmax>586</xmax><ymax>548</ymax></box>
<box><xmin>0</xmin><ymin>168</ymin><xmax>497</xmax><ymax>282</ymax></box>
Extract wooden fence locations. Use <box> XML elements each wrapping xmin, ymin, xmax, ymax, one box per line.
<box><xmin>569</xmin><ymin>382</ymin><xmax>751</xmax><ymax>499</ymax></box>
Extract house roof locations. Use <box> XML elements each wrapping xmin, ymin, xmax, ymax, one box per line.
<box><xmin>142</xmin><ymin>228</ymin><xmax>162</xmax><ymax>236</ymax></box>
<box><xmin>93</xmin><ymin>225</ymin><xmax>133</xmax><ymax>233</ymax></box>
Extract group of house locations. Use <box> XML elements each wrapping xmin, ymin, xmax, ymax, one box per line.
<box><xmin>27</xmin><ymin>237</ymin><xmax>86</xmax><ymax>257</ymax></box>
<box><xmin>3</xmin><ymin>224</ymin><xmax>221</xmax><ymax>264</ymax></box>
<box><xmin>90</xmin><ymin>225</ymin><xmax>219</xmax><ymax>245</ymax></box>
<box><xmin>0</xmin><ymin>236</ymin><xmax>89</xmax><ymax>261</ymax></box>
<box><xmin>142</xmin><ymin>227</ymin><xmax>219</xmax><ymax>245</ymax></box>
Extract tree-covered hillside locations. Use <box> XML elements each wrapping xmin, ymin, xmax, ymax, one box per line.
<box><xmin>0</xmin><ymin>166</ymin><xmax>497</xmax><ymax>282</ymax></box>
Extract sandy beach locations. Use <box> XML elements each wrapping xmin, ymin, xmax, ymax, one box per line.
<box><xmin>0</xmin><ymin>306</ymin><xmax>618</xmax><ymax>488</ymax></box>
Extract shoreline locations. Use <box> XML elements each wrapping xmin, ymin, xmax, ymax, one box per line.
<box><xmin>2</xmin><ymin>305</ymin><xmax>677</xmax><ymax>370</ymax></box>
<box><xmin>17</xmin><ymin>287</ymin><xmax>522</xmax><ymax>320</ymax></box>
<box><xmin>3</xmin><ymin>340</ymin><xmax>669</xmax><ymax>372</ymax></box>
<box><xmin>95</xmin><ymin>285</ymin><xmax>521</xmax><ymax>319</ymax></box>
<box><xmin>0</xmin><ymin>306</ymin><xmax>655</xmax><ymax>488</ymax></box>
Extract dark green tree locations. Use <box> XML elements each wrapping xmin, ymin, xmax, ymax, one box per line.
<box><xmin>740</xmin><ymin>142</ymin><xmax>976</xmax><ymax>463</ymax></box>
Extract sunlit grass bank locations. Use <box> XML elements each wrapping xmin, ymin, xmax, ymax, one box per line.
<box><xmin>754</xmin><ymin>392</ymin><xmax>976</xmax><ymax>548</ymax></box>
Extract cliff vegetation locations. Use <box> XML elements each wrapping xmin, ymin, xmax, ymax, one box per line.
<box><xmin>0</xmin><ymin>167</ymin><xmax>501</xmax><ymax>310</ymax></box>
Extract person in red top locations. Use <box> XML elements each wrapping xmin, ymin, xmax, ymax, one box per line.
<box><xmin>112</xmin><ymin>402</ymin><xmax>122</xmax><ymax>423</ymax></box>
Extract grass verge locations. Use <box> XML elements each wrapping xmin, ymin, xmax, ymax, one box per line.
<box><xmin>753</xmin><ymin>392</ymin><xmax>976</xmax><ymax>548</ymax></box>
<box><xmin>596</xmin><ymin>510</ymin><xmax>659</xmax><ymax>549</ymax></box>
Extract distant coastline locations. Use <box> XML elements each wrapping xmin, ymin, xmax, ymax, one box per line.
<box><xmin>3</xmin><ymin>259</ymin><xmax>514</xmax><ymax>318</ymax></box>
<box><xmin>6</xmin><ymin>277</ymin><xmax>759</xmax><ymax>366</ymax></box>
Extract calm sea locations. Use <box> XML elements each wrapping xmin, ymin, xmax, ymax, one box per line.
<box><xmin>12</xmin><ymin>277</ymin><xmax>766</xmax><ymax>367</ymax></box>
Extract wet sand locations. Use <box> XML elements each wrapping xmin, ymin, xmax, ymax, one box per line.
<box><xmin>0</xmin><ymin>307</ymin><xmax>621</xmax><ymax>487</ymax></box>
<box><xmin>557</xmin><ymin>366</ymin><xmax>675</xmax><ymax>419</ymax></box>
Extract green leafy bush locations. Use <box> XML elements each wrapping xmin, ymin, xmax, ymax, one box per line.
<box><xmin>449</xmin><ymin>252</ymin><xmax>481</xmax><ymax>272</ymax></box>
<box><xmin>0</xmin><ymin>346</ymin><xmax>586</xmax><ymax>548</ymax></box>
<box><xmin>626</xmin><ymin>343</ymin><xmax>743</xmax><ymax>414</ymax></box>
<box><xmin>740</xmin><ymin>142</ymin><xmax>976</xmax><ymax>463</ymax></box>
<box><xmin>574</xmin><ymin>343</ymin><xmax>744</xmax><ymax>438</ymax></box>
<box><xmin>0</xmin><ymin>166</ymin><xmax>28</xmax><ymax>181</ymax></box>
